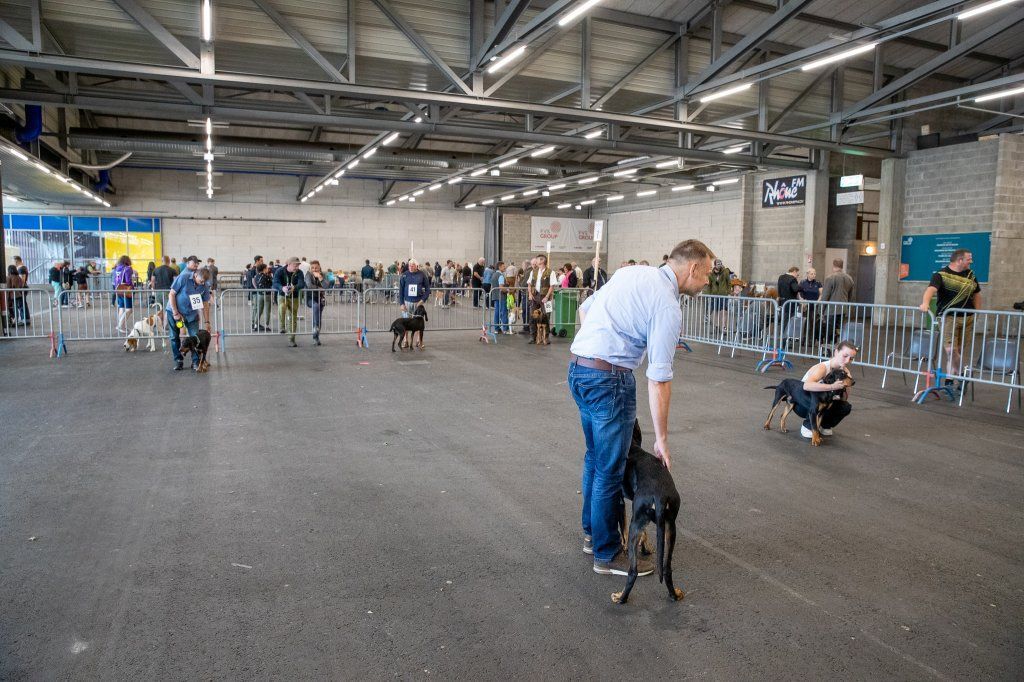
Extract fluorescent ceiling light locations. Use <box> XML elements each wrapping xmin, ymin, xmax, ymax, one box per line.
<box><xmin>531</xmin><ymin>146</ymin><xmax>557</xmax><ymax>157</ymax></box>
<box><xmin>481</xmin><ymin>199</ymin><xmax>494</xmax><ymax>205</ymax></box>
<box><xmin>4</xmin><ymin>195</ymin><xmax>19</xmax><ymax>202</ymax></box>
<box><xmin>699</xmin><ymin>83</ymin><xmax>751</xmax><ymax>103</ymax></box>
<box><xmin>205</xmin><ymin>117</ymin><xmax>212</xmax><ymax>135</ymax></box>
<box><xmin>490</xmin><ymin>169</ymin><xmax>500</xmax><ymax>176</ymax></box>
<box><xmin>470</xmin><ymin>168</ymin><xmax>489</xmax><ymax>177</ymax></box>
<box><xmin>383</xmin><ymin>132</ymin><xmax>400</xmax><ymax>146</ymax></box>
<box><xmin>706</xmin><ymin>185</ymin><xmax>717</xmax><ymax>192</ymax></box>
<box><xmin>958</xmin><ymin>0</ymin><xmax>1021</xmax><ymax>20</ymax></box>
<box><xmin>497</xmin><ymin>157</ymin><xmax>519</xmax><ymax>168</ymax></box>
<box><xmin>301</xmin><ymin>197</ymin><xmax>308</xmax><ymax>202</ymax></box>
<box><xmin>617</xmin><ymin>156</ymin><xmax>649</xmax><ymax>165</ymax></box>
<box><xmin>522</xmin><ymin>189</ymin><xmax>539</xmax><ymax>196</ymax></box>
<box><xmin>636</xmin><ymin>189</ymin><xmax>657</xmax><ymax>197</ymax></box>
<box><xmin>558</xmin><ymin>0</ymin><xmax>602</xmax><ymax>27</ymax></box>
<box><xmin>327</xmin><ymin>178</ymin><xmax>338</xmax><ymax>186</ymax></box>
<box><xmin>583</xmin><ymin>129</ymin><xmax>604</xmax><ymax>139</ymax></box>
<box><xmin>335</xmin><ymin>170</ymin><xmax>345</xmax><ymax>178</ymax></box>
<box><xmin>578</xmin><ymin>176</ymin><xmax>600</xmax><ymax>184</ymax></box>
<box><xmin>429</xmin><ymin>183</ymin><xmax>442</xmax><ymax>191</ymax></box>
<box><xmin>501</xmin><ymin>194</ymin><xmax>515</xmax><ymax>201</ymax></box>
<box><xmin>4</xmin><ymin>145</ymin><xmax>29</xmax><ymax>160</ymax></box>
<box><xmin>541</xmin><ymin>191</ymin><xmax>550</xmax><ymax>197</ymax></box>
<box><xmin>203</xmin><ymin>152</ymin><xmax>214</xmax><ymax>162</ymax></box>
<box><xmin>557</xmin><ymin>203</ymin><xmax>571</xmax><ymax>209</ymax></box>
<box><xmin>613</xmin><ymin>168</ymin><xmax>638</xmax><ymax>177</ymax></box>
<box><xmin>201</xmin><ymin>0</ymin><xmax>212</xmax><ymax>42</ymax></box>
<box><xmin>974</xmin><ymin>84</ymin><xmax>1024</xmax><ymax>102</ymax></box>
<box><xmin>412</xmin><ymin>190</ymin><xmax>424</xmax><ymax>197</ymax></box>
<box><xmin>414</xmin><ymin>117</ymin><xmax>423</xmax><ymax>123</ymax></box>
<box><xmin>574</xmin><ymin>205</ymin><xmax>582</xmax><ymax>210</ymax></box>
<box><xmin>580</xmin><ymin>199</ymin><xmax>596</xmax><ymax>205</ymax></box>
<box><xmin>465</xmin><ymin>203</ymin><xmax>477</xmax><ymax>209</ymax></box>
<box><xmin>349</xmin><ymin>159</ymin><xmax>360</xmax><ymax>168</ymax></box>
<box><xmin>487</xmin><ymin>45</ymin><xmax>527</xmax><ymax>73</ymax></box>
<box><xmin>205</xmin><ymin>137</ymin><xmax>213</xmax><ymax>152</ymax></box>
<box><xmin>606</xmin><ymin>195</ymin><xmax>624</xmax><ymax>202</ymax></box>
<box><xmin>671</xmin><ymin>184</ymin><xmax>695</xmax><ymax>192</ymax></box>
<box><xmin>713</xmin><ymin>178</ymin><xmax>739</xmax><ymax>186</ymax></box>
<box><xmin>409</xmin><ymin>197</ymin><xmax>416</xmax><ymax>202</ymax></box>
<box><xmin>102</xmin><ymin>201</ymin><xmax>111</xmax><ymax>207</ymax></box>
<box><xmin>548</xmin><ymin>183</ymin><xmax>566</xmax><ymax>190</ymax></box>
<box><xmin>386</xmin><ymin>200</ymin><xmax>396</xmax><ymax>206</ymax></box>
<box><xmin>399</xmin><ymin>196</ymin><xmax>409</xmax><ymax>202</ymax></box>
<box><xmin>363</xmin><ymin>147</ymin><xmax>377</xmax><ymax>158</ymax></box>
<box><xmin>33</xmin><ymin>162</ymin><xmax>51</xmax><ymax>174</ymax></box>
<box><xmin>448</xmin><ymin>177</ymin><xmax>463</xmax><ymax>184</ymax></box>
<box><xmin>723</xmin><ymin>145</ymin><xmax>747</xmax><ymax>155</ymax></box>
<box><xmin>655</xmin><ymin>159</ymin><xmax>680</xmax><ymax>169</ymax></box>
<box><xmin>801</xmin><ymin>43</ymin><xmax>877</xmax><ymax>71</ymax></box>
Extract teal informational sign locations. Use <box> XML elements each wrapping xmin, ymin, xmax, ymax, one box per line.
<box><xmin>899</xmin><ymin>231</ymin><xmax>990</xmax><ymax>283</ymax></box>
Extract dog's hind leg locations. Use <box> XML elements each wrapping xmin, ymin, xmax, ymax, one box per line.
<box><xmin>763</xmin><ymin>399</ymin><xmax>781</xmax><ymax>430</ymax></box>
<box><xmin>612</xmin><ymin>515</ymin><xmax>647</xmax><ymax>605</ymax></box>
<box><xmin>779</xmin><ymin>403</ymin><xmax>794</xmax><ymax>432</ymax></box>
<box><xmin>661</xmin><ymin>510</ymin><xmax>684</xmax><ymax>602</ymax></box>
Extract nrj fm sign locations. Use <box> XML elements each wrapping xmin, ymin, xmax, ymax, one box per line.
<box><xmin>531</xmin><ymin>217</ymin><xmax>603</xmax><ymax>253</ymax></box>
<box><xmin>761</xmin><ymin>175</ymin><xmax>806</xmax><ymax>208</ymax></box>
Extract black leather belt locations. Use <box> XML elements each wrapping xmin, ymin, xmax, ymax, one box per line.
<box><xmin>570</xmin><ymin>354</ymin><xmax>630</xmax><ymax>372</ymax></box>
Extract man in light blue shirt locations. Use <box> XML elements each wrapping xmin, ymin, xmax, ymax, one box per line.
<box><xmin>166</xmin><ymin>261</ymin><xmax>212</xmax><ymax>370</ymax></box>
<box><xmin>568</xmin><ymin>240</ymin><xmax>714</xmax><ymax>577</ymax></box>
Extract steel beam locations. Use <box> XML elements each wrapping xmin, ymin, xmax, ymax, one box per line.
<box><xmin>592</xmin><ymin>33</ymin><xmax>680</xmax><ymax>110</ymax></box>
<box><xmin>484</xmin><ymin>29</ymin><xmax>566</xmax><ymax>97</ymax></box>
<box><xmin>369</xmin><ymin>0</ymin><xmax>473</xmax><ymax>95</ymax></box>
<box><xmin>110</xmin><ymin>0</ymin><xmax>200</xmax><ymax>69</ymax></box>
<box><xmin>29</xmin><ymin>0</ymin><xmax>41</xmax><ymax>51</ymax></box>
<box><xmin>475</xmin><ymin>0</ymin><xmax>532</xmax><ymax>68</ymax></box>
<box><xmin>0</xmin><ymin>50</ymin><xmax>893</xmax><ymax>158</ymax></box>
<box><xmin>347</xmin><ymin>0</ymin><xmax>357</xmax><ymax>83</ymax></box>
<box><xmin>581</xmin><ymin>18</ymin><xmax>591</xmax><ymax>108</ymax></box>
<box><xmin>168</xmin><ymin>81</ymin><xmax>204</xmax><ymax>105</ymax></box>
<box><xmin>252</xmin><ymin>0</ymin><xmax>347</xmax><ymax>83</ymax></box>
<box><xmin>842</xmin><ymin>8</ymin><xmax>1024</xmax><ymax>120</ymax></box>
<box><xmin>478</xmin><ymin>0</ymin><xmax>576</xmax><ymax>67</ymax></box>
<box><xmin>0</xmin><ymin>19</ymin><xmax>35</xmax><ymax>51</ymax></box>
<box><xmin>686</xmin><ymin>0</ymin><xmax>814</xmax><ymax>94</ymax></box>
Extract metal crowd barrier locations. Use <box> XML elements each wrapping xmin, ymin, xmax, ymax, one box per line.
<box><xmin>916</xmin><ymin>308</ymin><xmax>1022</xmax><ymax>413</ymax></box>
<box><xmin>217</xmin><ymin>288</ymin><xmax>360</xmax><ymax>347</ymax></box>
<box><xmin>680</xmin><ymin>294</ymin><xmax>778</xmax><ymax>364</ymax></box>
<box><xmin>1</xmin><ymin>288</ymin><xmax>55</xmax><ymax>342</ymax></box>
<box><xmin>362</xmin><ymin>286</ymin><xmax>484</xmax><ymax>333</ymax></box>
<box><xmin>58</xmin><ymin>289</ymin><xmax>181</xmax><ymax>345</ymax></box>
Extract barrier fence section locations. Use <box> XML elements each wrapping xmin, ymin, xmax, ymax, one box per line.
<box><xmin>217</xmin><ymin>288</ymin><xmax>360</xmax><ymax>348</ymax></box>
<box><xmin>58</xmin><ymin>289</ymin><xmax>177</xmax><ymax>344</ymax></box>
<box><xmin>481</xmin><ymin>286</ymin><xmax>594</xmax><ymax>341</ymax></box>
<box><xmin>778</xmin><ymin>299</ymin><xmax>936</xmax><ymax>390</ymax></box>
<box><xmin>918</xmin><ymin>308</ymin><xmax>1023</xmax><ymax>413</ymax></box>
<box><xmin>1</xmin><ymin>288</ymin><xmax>56</xmax><ymax>343</ymax></box>
<box><xmin>362</xmin><ymin>287</ymin><xmax>484</xmax><ymax>334</ymax></box>
<box><xmin>680</xmin><ymin>294</ymin><xmax>779</xmax><ymax>367</ymax></box>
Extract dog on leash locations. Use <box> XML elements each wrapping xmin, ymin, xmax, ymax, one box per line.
<box><xmin>124</xmin><ymin>304</ymin><xmax>166</xmax><ymax>352</ymax></box>
<box><xmin>180</xmin><ymin>329</ymin><xmax>212</xmax><ymax>372</ymax></box>
<box><xmin>390</xmin><ymin>303</ymin><xmax>428</xmax><ymax>352</ymax></box>
<box><xmin>611</xmin><ymin>419</ymin><xmax>684</xmax><ymax>605</ymax></box>
<box><xmin>530</xmin><ymin>308</ymin><xmax>550</xmax><ymax>345</ymax></box>
<box><xmin>762</xmin><ymin>369</ymin><xmax>854</xmax><ymax>446</ymax></box>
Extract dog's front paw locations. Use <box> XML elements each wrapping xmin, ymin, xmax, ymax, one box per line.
<box><xmin>611</xmin><ymin>591</ymin><xmax>625</xmax><ymax>604</ymax></box>
<box><xmin>672</xmin><ymin>587</ymin><xmax>685</xmax><ymax>601</ymax></box>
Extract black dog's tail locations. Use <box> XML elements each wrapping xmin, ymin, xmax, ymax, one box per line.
<box><xmin>655</xmin><ymin>499</ymin><xmax>666</xmax><ymax>584</ymax></box>
<box><xmin>763</xmin><ymin>385</ymin><xmax>778</xmax><ymax>390</ymax></box>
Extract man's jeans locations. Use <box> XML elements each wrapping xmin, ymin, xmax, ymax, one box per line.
<box><xmin>167</xmin><ymin>315</ymin><xmax>199</xmax><ymax>365</ymax></box>
<box><xmin>492</xmin><ymin>295</ymin><xmax>509</xmax><ymax>333</ymax></box>
<box><xmin>279</xmin><ymin>296</ymin><xmax>299</xmax><ymax>340</ymax></box>
<box><xmin>568</xmin><ymin>361</ymin><xmax>637</xmax><ymax>562</ymax></box>
<box><xmin>251</xmin><ymin>292</ymin><xmax>270</xmax><ymax>329</ymax></box>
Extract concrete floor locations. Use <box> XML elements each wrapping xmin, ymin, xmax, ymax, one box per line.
<box><xmin>1</xmin><ymin>333</ymin><xmax>1022</xmax><ymax>680</ymax></box>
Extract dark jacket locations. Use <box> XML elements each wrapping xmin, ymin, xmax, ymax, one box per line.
<box><xmin>581</xmin><ymin>266</ymin><xmax>608</xmax><ymax>290</ymax></box>
<box><xmin>399</xmin><ymin>270</ymin><xmax>431</xmax><ymax>304</ymax></box>
<box><xmin>777</xmin><ymin>273</ymin><xmax>800</xmax><ymax>303</ymax></box>
<box><xmin>360</xmin><ymin>264</ymin><xmax>376</xmax><ymax>281</ymax></box>
<box><xmin>273</xmin><ymin>267</ymin><xmax>306</xmax><ymax>297</ymax></box>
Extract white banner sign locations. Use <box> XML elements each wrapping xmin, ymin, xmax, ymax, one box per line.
<box><xmin>531</xmin><ymin>217</ymin><xmax>603</xmax><ymax>253</ymax></box>
<box><xmin>836</xmin><ymin>190</ymin><xmax>864</xmax><ymax>206</ymax></box>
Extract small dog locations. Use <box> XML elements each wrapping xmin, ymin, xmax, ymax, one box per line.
<box><xmin>762</xmin><ymin>369</ymin><xmax>854</xmax><ymax>446</ymax></box>
<box><xmin>509</xmin><ymin>306</ymin><xmax>520</xmax><ymax>326</ymax></box>
<box><xmin>611</xmin><ymin>420</ymin><xmax>684</xmax><ymax>605</ymax></box>
<box><xmin>530</xmin><ymin>308</ymin><xmax>550</xmax><ymax>345</ymax></box>
<box><xmin>124</xmin><ymin>305</ymin><xmax>166</xmax><ymax>352</ymax></box>
<box><xmin>180</xmin><ymin>329</ymin><xmax>212</xmax><ymax>372</ymax></box>
<box><xmin>390</xmin><ymin>304</ymin><xmax>428</xmax><ymax>352</ymax></box>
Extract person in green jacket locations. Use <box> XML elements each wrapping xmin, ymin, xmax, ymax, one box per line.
<box><xmin>705</xmin><ymin>258</ymin><xmax>732</xmax><ymax>335</ymax></box>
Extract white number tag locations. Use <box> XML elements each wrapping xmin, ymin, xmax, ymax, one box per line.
<box><xmin>544</xmin><ymin>300</ymin><xmax>553</xmax><ymax>314</ymax></box>
<box><xmin>407</xmin><ymin>284</ymin><xmax>418</xmax><ymax>297</ymax></box>
<box><xmin>188</xmin><ymin>293</ymin><xmax>204</xmax><ymax>311</ymax></box>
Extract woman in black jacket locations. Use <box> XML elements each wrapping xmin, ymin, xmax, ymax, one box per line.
<box><xmin>304</xmin><ymin>259</ymin><xmax>327</xmax><ymax>346</ymax></box>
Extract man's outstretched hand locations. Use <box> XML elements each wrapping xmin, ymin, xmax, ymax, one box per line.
<box><xmin>654</xmin><ymin>437</ymin><xmax>671</xmax><ymax>471</ymax></box>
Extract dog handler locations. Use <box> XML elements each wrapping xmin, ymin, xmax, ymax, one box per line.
<box><xmin>167</xmin><ymin>265</ymin><xmax>212</xmax><ymax>371</ymax></box>
<box><xmin>797</xmin><ymin>341</ymin><xmax>857</xmax><ymax>439</ymax></box>
<box><xmin>398</xmin><ymin>259</ymin><xmax>431</xmax><ymax>318</ymax></box>
<box><xmin>568</xmin><ymin>239</ymin><xmax>714</xmax><ymax>576</ymax></box>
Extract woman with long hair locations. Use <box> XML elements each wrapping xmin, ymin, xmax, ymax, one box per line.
<box><xmin>113</xmin><ymin>255</ymin><xmax>135</xmax><ymax>333</ymax></box>
<box><xmin>304</xmin><ymin>259</ymin><xmax>328</xmax><ymax>346</ymax></box>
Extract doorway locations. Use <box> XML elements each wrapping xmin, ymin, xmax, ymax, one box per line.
<box><xmin>856</xmin><ymin>255</ymin><xmax>875</xmax><ymax>304</ymax></box>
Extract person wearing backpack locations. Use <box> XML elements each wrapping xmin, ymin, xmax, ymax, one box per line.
<box><xmin>112</xmin><ymin>255</ymin><xmax>136</xmax><ymax>333</ymax></box>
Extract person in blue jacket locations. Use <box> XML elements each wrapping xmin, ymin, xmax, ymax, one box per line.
<box><xmin>398</xmin><ymin>259</ymin><xmax>430</xmax><ymax>320</ymax></box>
<box><xmin>273</xmin><ymin>256</ymin><xmax>306</xmax><ymax>347</ymax></box>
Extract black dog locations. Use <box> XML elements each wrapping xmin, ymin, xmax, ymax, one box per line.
<box><xmin>762</xmin><ymin>369</ymin><xmax>854</xmax><ymax>446</ymax></box>
<box><xmin>611</xmin><ymin>420</ymin><xmax>684</xmax><ymax>605</ymax></box>
<box><xmin>180</xmin><ymin>329</ymin><xmax>212</xmax><ymax>372</ymax></box>
<box><xmin>390</xmin><ymin>304</ymin><xmax>428</xmax><ymax>352</ymax></box>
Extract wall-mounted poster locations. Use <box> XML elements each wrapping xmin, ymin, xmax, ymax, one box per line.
<box><xmin>899</xmin><ymin>231</ymin><xmax>990</xmax><ymax>283</ymax></box>
<box><xmin>530</xmin><ymin>217</ymin><xmax>603</xmax><ymax>253</ymax></box>
<box><xmin>762</xmin><ymin>175</ymin><xmax>806</xmax><ymax>208</ymax></box>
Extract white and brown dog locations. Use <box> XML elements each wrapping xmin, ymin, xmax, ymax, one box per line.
<box><xmin>124</xmin><ymin>305</ymin><xmax>166</xmax><ymax>352</ymax></box>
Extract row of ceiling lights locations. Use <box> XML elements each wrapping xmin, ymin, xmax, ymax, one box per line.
<box><xmin>1</xmin><ymin>142</ymin><xmax>111</xmax><ymax>207</ymax></box>
<box><xmin>203</xmin><ymin>117</ymin><xmax>215</xmax><ymax>199</ymax></box>
<box><xmin>544</xmin><ymin>178</ymin><xmax>739</xmax><ymax>211</ymax></box>
<box><xmin>486</xmin><ymin>0</ymin><xmax>604</xmax><ymax>74</ymax></box>
<box><xmin>301</xmin><ymin>130</ymin><xmax>409</xmax><ymax>202</ymax></box>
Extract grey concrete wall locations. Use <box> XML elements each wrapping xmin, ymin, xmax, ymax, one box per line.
<box><xmin>749</xmin><ymin>171</ymin><xmax>808</xmax><ymax>283</ymax></box>
<box><xmin>498</xmin><ymin>210</ymin><xmax>604</xmax><ymax>274</ymax></box>
<box><xmin>899</xmin><ymin>135</ymin><xmax>1020</xmax><ymax>310</ymax></box>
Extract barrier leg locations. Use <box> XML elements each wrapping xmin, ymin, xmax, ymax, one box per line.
<box><xmin>676</xmin><ymin>339</ymin><xmax>692</xmax><ymax>352</ymax></box>
<box><xmin>756</xmin><ymin>348</ymin><xmax>792</xmax><ymax>373</ymax></box>
<box><xmin>480</xmin><ymin>324</ymin><xmax>497</xmax><ymax>344</ymax></box>
<box><xmin>913</xmin><ymin>369</ymin><xmax>956</xmax><ymax>404</ymax></box>
<box><xmin>220</xmin><ymin>329</ymin><xmax>227</xmax><ymax>353</ymax></box>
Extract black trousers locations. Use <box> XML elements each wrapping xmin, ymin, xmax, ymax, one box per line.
<box><xmin>791</xmin><ymin>399</ymin><xmax>852</xmax><ymax>430</ymax></box>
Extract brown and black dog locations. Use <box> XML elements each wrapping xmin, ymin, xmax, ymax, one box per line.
<box><xmin>180</xmin><ymin>329</ymin><xmax>212</xmax><ymax>372</ymax></box>
<box><xmin>530</xmin><ymin>308</ymin><xmax>550</xmax><ymax>345</ymax></box>
<box><xmin>762</xmin><ymin>369</ymin><xmax>854</xmax><ymax>446</ymax></box>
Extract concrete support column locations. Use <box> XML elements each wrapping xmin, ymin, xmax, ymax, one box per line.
<box><xmin>484</xmin><ymin>207</ymin><xmax>499</xmax><ymax>264</ymax></box>
<box><xmin>739</xmin><ymin>175</ymin><xmax>755</xmax><ymax>280</ymax></box>
<box><xmin>875</xmin><ymin>157</ymin><xmax>906</xmax><ymax>306</ymax></box>
<box><xmin>803</xmin><ymin>152</ymin><xmax>828</xmax><ymax>274</ymax></box>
